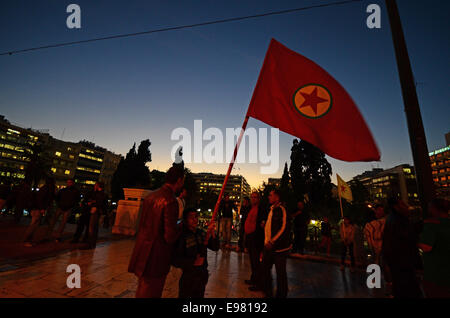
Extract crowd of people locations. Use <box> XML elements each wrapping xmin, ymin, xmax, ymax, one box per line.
<box><xmin>0</xmin><ymin>178</ymin><xmax>111</xmax><ymax>250</ymax></box>
<box><xmin>1</xmin><ymin>165</ymin><xmax>449</xmax><ymax>299</ymax></box>
<box><xmin>127</xmin><ymin>165</ymin><xmax>450</xmax><ymax>299</ymax></box>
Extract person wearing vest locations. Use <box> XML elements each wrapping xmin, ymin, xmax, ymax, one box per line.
<box><xmin>259</xmin><ymin>189</ymin><xmax>291</xmax><ymax>298</ymax></box>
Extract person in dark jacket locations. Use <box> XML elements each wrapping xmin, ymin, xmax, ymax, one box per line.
<box><xmin>46</xmin><ymin>178</ymin><xmax>80</xmax><ymax>242</ymax></box>
<box><xmin>245</xmin><ymin>191</ymin><xmax>267</xmax><ymax>287</ymax></box>
<box><xmin>173</xmin><ymin>209</ymin><xmax>219</xmax><ymax>298</ymax></box>
<box><xmin>0</xmin><ymin>182</ymin><xmax>12</xmax><ymax>213</ymax></box>
<box><xmin>128</xmin><ymin>166</ymin><xmax>184</xmax><ymax>298</ymax></box>
<box><xmin>80</xmin><ymin>182</ymin><xmax>108</xmax><ymax>250</ymax></box>
<box><xmin>258</xmin><ymin>189</ymin><xmax>291</xmax><ymax>298</ymax></box>
<box><xmin>382</xmin><ymin>197</ymin><xmax>422</xmax><ymax>298</ymax></box>
<box><xmin>237</xmin><ymin>197</ymin><xmax>250</xmax><ymax>252</ymax></box>
<box><xmin>419</xmin><ymin>198</ymin><xmax>450</xmax><ymax>298</ymax></box>
<box><xmin>12</xmin><ymin>180</ymin><xmax>32</xmax><ymax>223</ymax></box>
<box><xmin>318</xmin><ymin>217</ymin><xmax>332</xmax><ymax>256</ymax></box>
<box><xmin>23</xmin><ymin>177</ymin><xmax>55</xmax><ymax>246</ymax></box>
<box><xmin>218</xmin><ymin>194</ymin><xmax>235</xmax><ymax>249</ymax></box>
<box><xmin>291</xmin><ymin>200</ymin><xmax>309</xmax><ymax>254</ymax></box>
<box><xmin>71</xmin><ymin>193</ymin><xmax>92</xmax><ymax>244</ymax></box>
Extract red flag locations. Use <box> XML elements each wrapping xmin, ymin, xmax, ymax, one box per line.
<box><xmin>247</xmin><ymin>39</ymin><xmax>380</xmax><ymax>162</ymax></box>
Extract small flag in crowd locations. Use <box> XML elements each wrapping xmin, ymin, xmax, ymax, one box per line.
<box><xmin>337</xmin><ymin>174</ymin><xmax>353</xmax><ymax>202</ymax></box>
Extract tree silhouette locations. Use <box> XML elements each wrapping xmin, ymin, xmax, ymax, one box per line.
<box><xmin>24</xmin><ymin>144</ymin><xmax>51</xmax><ymax>187</ymax></box>
<box><xmin>289</xmin><ymin>139</ymin><xmax>333</xmax><ymax>218</ymax></box>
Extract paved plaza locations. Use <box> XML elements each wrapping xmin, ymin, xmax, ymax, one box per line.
<box><xmin>0</xmin><ymin>238</ymin><xmax>385</xmax><ymax>298</ymax></box>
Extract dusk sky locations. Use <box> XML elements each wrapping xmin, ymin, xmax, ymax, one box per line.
<box><xmin>1</xmin><ymin>0</ymin><xmax>449</xmax><ymax>189</ymax></box>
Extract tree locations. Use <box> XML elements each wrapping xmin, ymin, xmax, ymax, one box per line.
<box><xmin>279</xmin><ymin>162</ymin><xmax>296</xmax><ymax>212</ymax></box>
<box><xmin>280</xmin><ymin>162</ymin><xmax>290</xmax><ymax>190</ymax></box>
<box><xmin>25</xmin><ymin>144</ymin><xmax>51</xmax><ymax>187</ymax></box>
<box><xmin>289</xmin><ymin>139</ymin><xmax>333</xmax><ymax>219</ymax></box>
<box><xmin>149</xmin><ymin>169</ymin><xmax>166</xmax><ymax>190</ymax></box>
<box><xmin>350</xmin><ymin>179</ymin><xmax>370</xmax><ymax>204</ymax></box>
<box><xmin>183</xmin><ymin>167</ymin><xmax>198</xmax><ymax>207</ymax></box>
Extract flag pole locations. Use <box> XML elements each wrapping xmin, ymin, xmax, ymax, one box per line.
<box><xmin>385</xmin><ymin>0</ymin><xmax>435</xmax><ymax>217</ymax></box>
<box><xmin>339</xmin><ymin>193</ymin><xmax>344</xmax><ymax>219</ymax></box>
<box><xmin>210</xmin><ymin>116</ymin><xmax>250</xmax><ymax>225</ymax></box>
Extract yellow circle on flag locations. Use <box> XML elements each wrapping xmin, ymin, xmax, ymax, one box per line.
<box><xmin>293</xmin><ymin>84</ymin><xmax>332</xmax><ymax>119</ymax></box>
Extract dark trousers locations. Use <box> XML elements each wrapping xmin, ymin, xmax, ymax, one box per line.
<box><xmin>23</xmin><ymin>210</ymin><xmax>42</xmax><ymax>242</ymax></box>
<box><xmin>14</xmin><ymin>206</ymin><xmax>24</xmax><ymax>223</ymax></box>
<box><xmin>72</xmin><ymin>213</ymin><xmax>90</xmax><ymax>243</ymax></box>
<box><xmin>423</xmin><ymin>280</ymin><xmax>450</xmax><ymax>298</ymax></box>
<box><xmin>136</xmin><ymin>276</ymin><xmax>167</xmax><ymax>298</ymax></box>
<box><xmin>246</xmin><ymin>232</ymin><xmax>263</xmax><ymax>283</ymax></box>
<box><xmin>260</xmin><ymin>249</ymin><xmax>288</xmax><ymax>298</ymax></box>
<box><xmin>293</xmin><ymin>227</ymin><xmax>307</xmax><ymax>253</ymax></box>
<box><xmin>389</xmin><ymin>265</ymin><xmax>422</xmax><ymax>298</ymax></box>
<box><xmin>341</xmin><ymin>243</ymin><xmax>355</xmax><ymax>266</ymax></box>
<box><xmin>46</xmin><ymin>208</ymin><xmax>71</xmax><ymax>240</ymax></box>
<box><xmin>178</xmin><ymin>268</ymin><xmax>209</xmax><ymax>298</ymax></box>
<box><xmin>87</xmin><ymin>212</ymin><xmax>100</xmax><ymax>248</ymax></box>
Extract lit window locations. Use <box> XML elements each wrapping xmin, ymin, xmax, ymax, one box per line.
<box><xmin>65</xmin><ymin>170</ymin><xmax>70</xmax><ymax>175</ymax></box>
<box><xmin>55</xmin><ymin>151</ymin><xmax>61</xmax><ymax>157</ymax></box>
<box><xmin>51</xmin><ymin>167</ymin><xmax>56</xmax><ymax>173</ymax></box>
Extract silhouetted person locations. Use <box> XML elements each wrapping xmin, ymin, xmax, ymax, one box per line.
<box><xmin>340</xmin><ymin>216</ymin><xmax>355</xmax><ymax>272</ymax></box>
<box><xmin>46</xmin><ymin>178</ymin><xmax>80</xmax><ymax>242</ymax></box>
<box><xmin>291</xmin><ymin>200</ymin><xmax>309</xmax><ymax>254</ymax></box>
<box><xmin>364</xmin><ymin>204</ymin><xmax>386</xmax><ymax>265</ymax></box>
<box><xmin>382</xmin><ymin>197</ymin><xmax>422</xmax><ymax>298</ymax></box>
<box><xmin>318</xmin><ymin>217</ymin><xmax>332</xmax><ymax>256</ymax></box>
<box><xmin>173</xmin><ymin>209</ymin><xmax>219</xmax><ymax>298</ymax></box>
<box><xmin>419</xmin><ymin>198</ymin><xmax>450</xmax><ymax>298</ymax></box>
<box><xmin>0</xmin><ymin>182</ymin><xmax>11</xmax><ymax>213</ymax></box>
<box><xmin>218</xmin><ymin>194</ymin><xmax>235</xmax><ymax>249</ymax></box>
<box><xmin>80</xmin><ymin>182</ymin><xmax>108</xmax><ymax>250</ymax></box>
<box><xmin>237</xmin><ymin>197</ymin><xmax>250</xmax><ymax>252</ymax></box>
<box><xmin>259</xmin><ymin>189</ymin><xmax>291</xmax><ymax>298</ymax></box>
<box><xmin>12</xmin><ymin>180</ymin><xmax>32</xmax><ymax>223</ymax></box>
<box><xmin>71</xmin><ymin>192</ymin><xmax>91</xmax><ymax>244</ymax></box>
<box><xmin>23</xmin><ymin>177</ymin><xmax>55</xmax><ymax>246</ymax></box>
<box><xmin>176</xmin><ymin>187</ymin><xmax>188</xmax><ymax>220</ymax></box>
<box><xmin>128</xmin><ymin>166</ymin><xmax>184</xmax><ymax>298</ymax></box>
<box><xmin>245</xmin><ymin>191</ymin><xmax>267</xmax><ymax>287</ymax></box>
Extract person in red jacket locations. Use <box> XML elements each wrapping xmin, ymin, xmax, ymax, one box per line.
<box><xmin>128</xmin><ymin>166</ymin><xmax>185</xmax><ymax>298</ymax></box>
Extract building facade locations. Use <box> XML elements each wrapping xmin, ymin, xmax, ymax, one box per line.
<box><xmin>46</xmin><ymin>136</ymin><xmax>81</xmax><ymax>188</ymax></box>
<box><xmin>429</xmin><ymin>133</ymin><xmax>450</xmax><ymax>200</ymax></box>
<box><xmin>0</xmin><ymin>115</ymin><xmax>45</xmax><ymax>183</ymax></box>
<box><xmin>350</xmin><ymin>164</ymin><xmax>419</xmax><ymax>207</ymax></box>
<box><xmin>192</xmin><ymin>172</ymin><xmax>251</xmax><ymax>202</ymax></box>
<box><xmin>0</xmin><ymin>115</ymin><xmax>122</xmax><ymax>195</ymax></box>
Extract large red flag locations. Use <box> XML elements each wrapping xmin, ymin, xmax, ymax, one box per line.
<box><xmin>247</xmin><ymin>39</ymin><xmax>380</xmax><ymax>162</ymax></box>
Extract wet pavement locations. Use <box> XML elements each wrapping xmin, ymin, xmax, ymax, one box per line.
<box><xmin>0</xmin><ymin>239</ymin><xmax>385</xmax><ymax>298</ymax></box>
